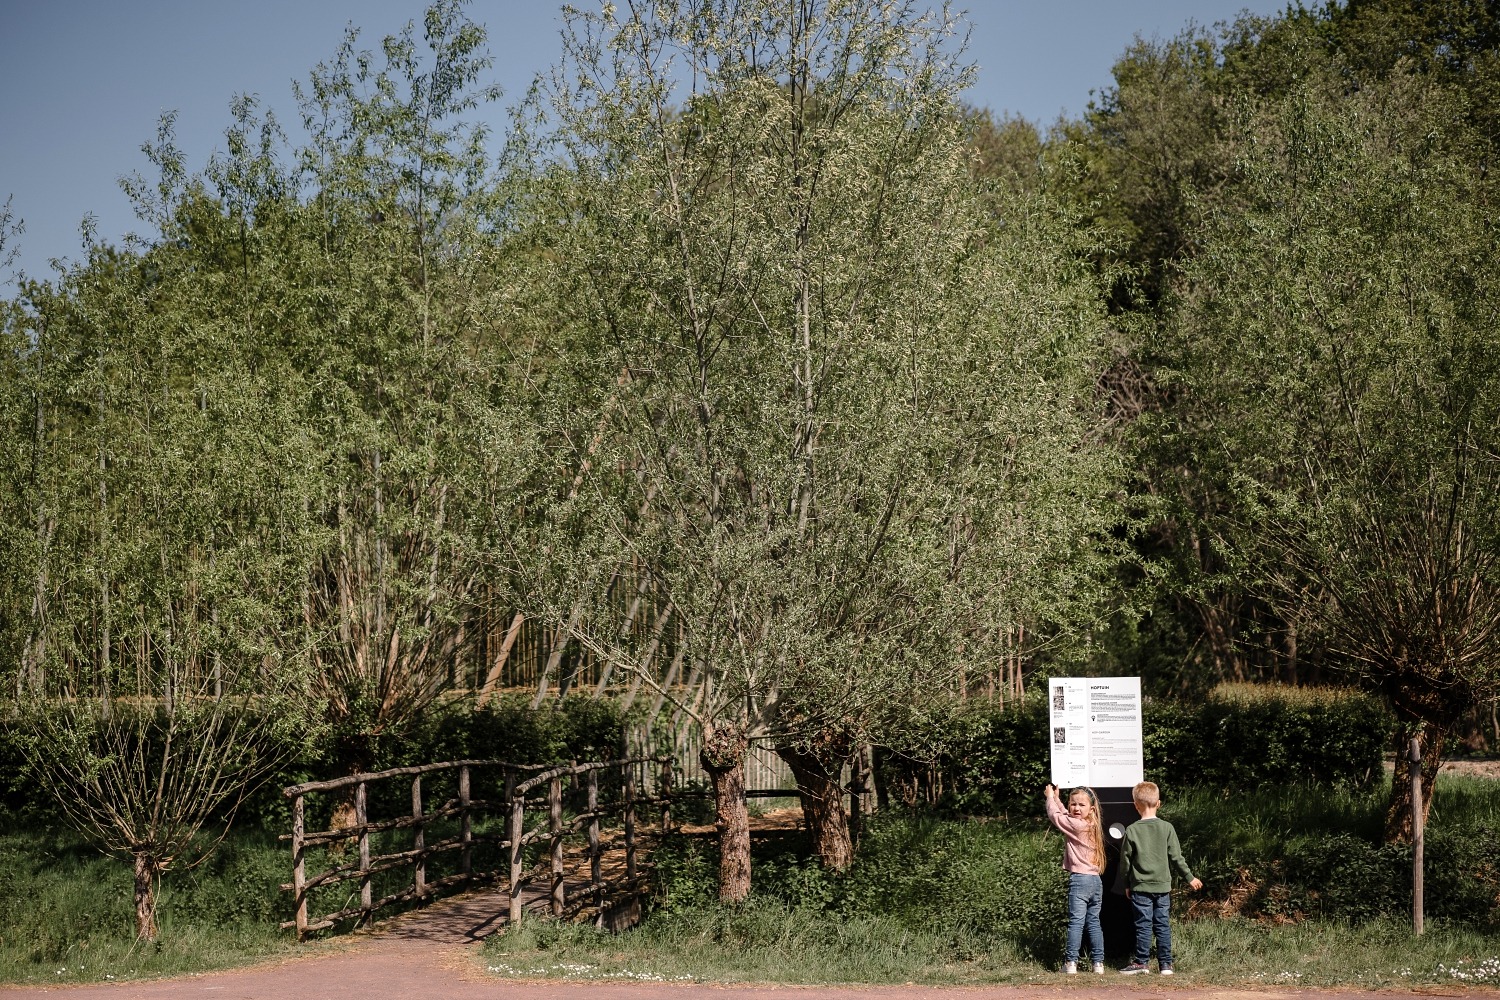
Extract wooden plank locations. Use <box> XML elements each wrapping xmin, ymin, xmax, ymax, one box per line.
<box><xmin>287</xmin><ymin>832</ymin><xmax>514</xmax><ymax>893</ymax></box>
<box><xmin>624</xmin><ymin>761</ymin><xmax>637</xmax><ymax>883</ymax></box>
<box><xmin>460</xmin><ymin>765</ymin><xmax>472</xmax><ymax>876</ymax></box>
<box><xmin>508</xmin><ymin>781</ymin><xmax>524</xmax><ymax>926</ymax></box>
<box><xmin>588</xmin><ymin>768</ymin><xmax>602</xmax><ymax>908</ymax></box>
<box><xmin>283</xmin><ymin>759</ymin><xmax>543</xmax><ymax>797</ymax></box>
<box><xmin>660</xmin><ymin>759</ymin><xmax>673</xmax><ymax>832</ymax></box>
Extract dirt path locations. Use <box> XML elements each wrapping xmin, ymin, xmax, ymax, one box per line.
<box><xmin>1436</xmin><ymin>758</ymin><xmax>1500</xmax><ymax>779</ymax></box>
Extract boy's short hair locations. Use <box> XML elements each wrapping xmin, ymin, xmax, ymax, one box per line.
<box><xmin>1132</xmin><ymin>781</ymin><xmax>1161</xmax><ymax>808</ymax></box>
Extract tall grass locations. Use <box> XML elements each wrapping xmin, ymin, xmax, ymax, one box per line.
<box><xmin>0</xmin><ymin>825</ymin><xmax>295</xmax><ymax>984</ymax></box>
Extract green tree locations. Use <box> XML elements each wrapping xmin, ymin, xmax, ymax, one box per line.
<box><xmin>509</xmin><ymin>0</ymin><xmax>1121</xmax><ymax>895</ymax></box>
<box><xmin>1066</xmin><ymin>0</ymin><xmax>1500</xmax><ymax>699</ymax></box>
<box><xmin>286</xmin><ymin>1</ymin><xmax>530</xmax><ymax>788</ymax></box>
<box><xmin>1167</xmin><ymin>68</ymin><xmax>1500</xmax><ymax>840</ymax></box>
<box><xmin>6</xmin><ymin>120</ymin><xmax>319</xmax><ymax>938</ymax></box>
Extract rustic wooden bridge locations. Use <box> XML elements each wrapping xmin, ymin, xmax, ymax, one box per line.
<box><xmin>281</xmin><ymin>756</ymin><xmax>679</xmax><ymax>940</ymax></box>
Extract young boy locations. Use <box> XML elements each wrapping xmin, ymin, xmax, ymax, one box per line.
<box><xmin>1119</xmin><ymin>781</ymin><xmax>1201</xmax><ymax>975</ymax></box>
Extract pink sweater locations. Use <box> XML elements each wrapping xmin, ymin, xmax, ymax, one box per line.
<box><xmin>1045</xmin><ymin>795</ymin><xmax>1103</xmax><ymax>875</ymax></box>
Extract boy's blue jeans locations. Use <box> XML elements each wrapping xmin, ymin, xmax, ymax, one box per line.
<box><xmin>1130</xmin><ymin>890</ymin><xmax>1173</xmax><ymax>967</ymax></box>
<box><xmin>1066</xmin><ymin>873</ymin><xmax>1104</xmax><ymax>963</ymax></box>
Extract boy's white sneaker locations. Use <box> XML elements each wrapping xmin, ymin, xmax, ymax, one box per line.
<box><xmin>1092</xmin><ymin>962</ymin><xmax>1106</xmax><ymax>974</ymax></box>
<box><xmin>1062</xmin><ymin>961</ymin><xmax>1078</xmax><ymax>974</ymax></box>
<box><xmin>1159</xmin><ymin>966</ymin><xmax>1174</xmax><ymax>976</ymax></box>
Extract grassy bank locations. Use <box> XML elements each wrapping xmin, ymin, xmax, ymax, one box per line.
<box><xmin>482</xmin><ymin>774</ymin><xmax>1500</xmax><ymax>987</ymax></box>
<box><xmin>0</xmin><ymin>826</ymin><xmax>295</xmax><ymax>984</ymax></box>
<box><xmin>483</xmin><ymin>908</ymin><xmax>1500</xmax><ymax>987</ymax></box>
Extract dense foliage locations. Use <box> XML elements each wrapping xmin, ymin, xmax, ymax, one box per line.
<box><xmin>877</xmin><ymin>685</ymin><xmax>1393</xmax><ymax>815</ymax></box>
<box><xmin>2</xmin><ymin>693</ymin><xmax>627</xmax><ymax>827</ymax></box>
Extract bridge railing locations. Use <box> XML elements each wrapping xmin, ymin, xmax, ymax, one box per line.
<box><xmin>280</xmin><ymin>756</ymin><xmax>674</xmax><ymax>939</ymax></box>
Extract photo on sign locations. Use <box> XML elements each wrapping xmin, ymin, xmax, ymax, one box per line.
<box><xmin>1052</xmin><ymin>686</ymin><xmax>1065</xmax><ymax>710</ymax></box>
<box><xmin>1053</xmin><ymin>726</ymin><xmax>1067</xmax><ymax>744</ymax></box>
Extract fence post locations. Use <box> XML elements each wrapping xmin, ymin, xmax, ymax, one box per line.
<box><xmin>459</xmin><ymin>764</ymin><xmax>473</xmax><ymax>877</ymax></box>
<box><xmin>588</xmin><ymin>768</ymin><xmax>601</xmax><ymax>909</ymax></box>
<box><xmin>623</xmin><ymin>761</ymin><xmax>637</xmax><ymax>883</ymax></box>
<box><xmin>412</xmin><ymin>775</ymin><xmax>425</xmax><ymax>899</ymax></box>
<box><xmin>660</xmin><ymin>758</ymin><xmax>673</xmax><ymax>834</ymax></box>
<box><xmin>292</xmin><ymin>793</ymin><xmax>308</xmax><ymax>941</ymax></box>
<box><xmin>1411</xmin><ymin>737</ymin><xmax>1424</xmax><ymax>937</ymax></box>
<box><xmin>508</xmin><ymin>772</ymin><xmax>524</xmax><ymax>926</ymax></box>
<box><xmin>356</xmin><ymin>780</ymin><xmax>372</xmax><ymax>922</ymax></box>
<box><xmin>550</xmin><ymin>775</ymin><xmax>565</xmax><ymax>916</ymax></box>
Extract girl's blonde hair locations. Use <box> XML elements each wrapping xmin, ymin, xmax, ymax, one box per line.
<box><xmin>1069</xmin><ymin>787</ymin><xmax>1106</xmax><ymax>870</ymax></box>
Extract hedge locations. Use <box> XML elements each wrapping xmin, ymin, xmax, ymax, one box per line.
<box><xmin>876</xmin><ymin>684</ymin><xmax>1394</xmax><ymax>815</ymax></box>
<box><xmin>0</xmin><ymin>693</ymin><xmax>628</xmax><ymax>830</ymax></box>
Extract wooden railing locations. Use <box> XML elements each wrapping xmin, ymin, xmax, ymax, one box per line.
<box><xmin>280</xmin><ymin>756</ymin><xmax>674</xmax><ymax>939</ymax></box>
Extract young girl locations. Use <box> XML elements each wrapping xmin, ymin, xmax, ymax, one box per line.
<box><xmin>1043</xmin><ymin>783</ymin><xmax>1107</xmax><ymax>974</ymax></box>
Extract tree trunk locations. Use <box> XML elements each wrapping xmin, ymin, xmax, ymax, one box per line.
<box><xmin>699</xmin><ymin>724</ymin><xmax>750</xmax><ymax>902</ymax></box>
<box><xmin>133</xmin><ymin>851</ymin><xmax>159</xmax><ymax>942</ymax></box>
<box><xmin>477</xmin><ymin>611</ymin><xmax>525</xmax><ymax>706</ymax></box>
<box><xmin>777</xmin><ymin>740</ymin><xmax>854</xmax><ymax>870</ymax></box>
<box><xmin>328</xmin><ymin>751</ymin><xmax>371</xmax><ymax>852</ymax></box>
<box><xmin>1385</xmin><ymin>720</ymin><xmax>1446</xmax><ymax>843</ymax></box>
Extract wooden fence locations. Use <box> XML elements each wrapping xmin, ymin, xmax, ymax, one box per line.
<box><xmin>280</xmin><ymin>756</ymin><xmax>674</xmax><ymax>940</ymax></box>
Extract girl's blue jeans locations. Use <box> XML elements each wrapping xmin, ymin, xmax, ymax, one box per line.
<box><xmin>1066</xmin><ymin>873</ymin><xmax>1104</xmax><ymax>962</ymax></box>
<box><xmin>1131</xmin><ymin>890</ymin><xmax>1173</xmax><ymax>967</ymax></box>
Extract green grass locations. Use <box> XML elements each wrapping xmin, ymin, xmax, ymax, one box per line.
<box><xmin>0</xmin><ymin>825</ymin><xmax>297</xmax><ymax>985</ymax></box>
<box><xmin>482</xmin><ymin>909</ymin><xmax>1500</xmax><ymax>987</ymax></box>
<box><xmin>481</xmin><ymin>773</ymin><xmax>1500</xmax><ymax>987</ymax></box>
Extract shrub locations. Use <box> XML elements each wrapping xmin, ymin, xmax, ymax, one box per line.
<box><xmin>876</xmin><ymin>684</ymin><xmax>1393</xmax><ymax>814</ymax></box>
<box><xmin>1174</xmin><ymin>780</ymin><xmax>1500</xmax><ymax>929</ymax></box>
<box><xmin>416</xmin><ymin>694</ymin><xmax>627</xmax><ymax>766</ymax></box>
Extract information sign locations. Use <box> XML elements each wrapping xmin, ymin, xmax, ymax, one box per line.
<box><xmin>1047</xmin><ymin>676</ymin><xmax>1143</xmax><ymax>788</ymax></box>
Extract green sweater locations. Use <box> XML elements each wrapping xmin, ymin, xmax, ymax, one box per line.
<box><xmin>1120</xmin><ymin>816</ymin><xmax>1195</xmax><ymax>893</ymax></box>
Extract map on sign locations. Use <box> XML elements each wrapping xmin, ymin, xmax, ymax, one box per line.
<box><xmin>1047</xmin><ymin>676</ymin><xmax>1144</xmax><ymax>788</ymax></box>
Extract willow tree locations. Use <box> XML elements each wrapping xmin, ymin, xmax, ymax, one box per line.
<box><xmin>1168</xmin><ymin>71</ymin><xmax>1500</xmax><ymax>841</ymax></box>
<box><xmin>507</xmin><ymin>0</ymin><xmax>1120</xmax><ymax>896</ymax></box>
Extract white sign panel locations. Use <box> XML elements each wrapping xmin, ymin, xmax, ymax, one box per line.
<box><xmin>1048</xmin><ymin>676</ymin><xmax>1143</xmax><ymax>788</ymax></box>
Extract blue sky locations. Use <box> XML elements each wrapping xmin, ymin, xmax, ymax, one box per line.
<box><xmin>0</xmin><ymin>1</ymin><xmax>1289</xmax><ymax>284</ymax></box>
